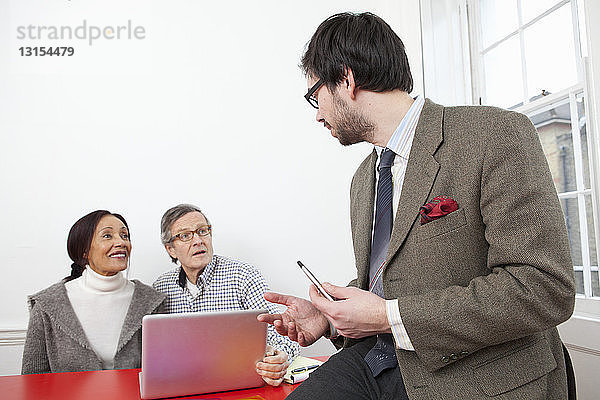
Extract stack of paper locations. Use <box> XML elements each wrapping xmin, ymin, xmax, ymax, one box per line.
<box><xmin>283</xmin><ymin>356</ymin><xmax>324</xmax><ymax>384</ymax></box>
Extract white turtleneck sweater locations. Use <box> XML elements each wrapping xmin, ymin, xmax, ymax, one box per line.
<box><xmin>65</xmin><ymin>268</ymin><xmax>135</xmax><ymax>369</ymax></box>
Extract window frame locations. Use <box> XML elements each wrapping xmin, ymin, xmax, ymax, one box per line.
<box><xmin>467</xmin><ymin>0</ymin><xmax>600</xmax><ymax>310</ymax></box>
<box><xmin>469</xmin><ymin>0</ymin><xmax>583</xmax><ymax>107</ymax></box>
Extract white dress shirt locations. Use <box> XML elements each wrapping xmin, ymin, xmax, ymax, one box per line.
<box><xmin>374</xmin><ymin>95</ymin><xmax>425</xmax><ymax>351</ymax></box>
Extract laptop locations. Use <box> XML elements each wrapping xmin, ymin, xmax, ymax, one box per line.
<box><xmin>139</xmin><ymin>309</ymin><xmax>268</xmax><ymax>399</ymax></box>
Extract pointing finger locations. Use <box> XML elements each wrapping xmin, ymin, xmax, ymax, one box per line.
<box><xmin>263</xmin><ymin>292</ymin><xmax>295</xmax><ymax>306</ymax></box>
<box><xmin>257</xmin><ymin>313</ymin><xmax>282</xmax><ymax>325</ymax></box>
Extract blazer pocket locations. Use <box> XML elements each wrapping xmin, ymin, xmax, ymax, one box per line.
<box><xmin>416</xmin><ymin>207</ymin><xmax>467</xmax><ymax>242</ymax></box>
<box><xmin>472</xmin><ymin>337</ymin><xmax>557</xmax><ymax>397</ymax></box>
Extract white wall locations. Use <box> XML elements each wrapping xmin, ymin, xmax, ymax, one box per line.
<box><xmin>0</xmin><ymin>0</ymin><xmax>422</xmax><ymax>375</ymax></box>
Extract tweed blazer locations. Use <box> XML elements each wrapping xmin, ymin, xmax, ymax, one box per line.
<box><xmin>22</xmin><ymin>279</ymin><xmax>166</xmax><ymax>374</ymax></box>
<box><xmin>344</xmin><ymin>100</ymin><xmax>575</xmax><ymax>399</ymax></box>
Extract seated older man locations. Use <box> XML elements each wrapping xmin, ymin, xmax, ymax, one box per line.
<box><xmin>153</xmin><ymin>204</ymin><xmax>299</xmax><ymax>386</ymax></box>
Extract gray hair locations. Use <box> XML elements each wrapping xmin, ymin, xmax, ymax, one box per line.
<box><xmin>160</xmin><ymin>204</ymin><xmax>211</xmax><ymax>263</ymax></box>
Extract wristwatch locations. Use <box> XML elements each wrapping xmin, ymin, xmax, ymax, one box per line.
<box><xmin>324</xmin><ymin>320</ymin><xmax>339</xmax><ymax>339</ymax></box>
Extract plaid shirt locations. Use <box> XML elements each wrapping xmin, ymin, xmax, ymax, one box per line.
<box><xmin>152</xmin><ymin>254</ymin><xmax>299</xmax><ymax>359</ymax></box>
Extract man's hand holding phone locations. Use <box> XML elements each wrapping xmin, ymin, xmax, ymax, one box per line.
<box><xmin>308</xmin><ymin>282</ymin><xmax>391</xmax><ymax>339</ymax></box>
<box><xmin>295</xmin><ymin>260</ymin><xmax>391</xmax><ymax>339</ymax></box>
<box><xmin>258</xmin><ymin>261</ymin><xmax>391</xmax><ymax>344</ymax></box>
<box><xmin>297</xmin><ymin>261</ymin><xmax>336</xmax><ymax>301</ymax></box>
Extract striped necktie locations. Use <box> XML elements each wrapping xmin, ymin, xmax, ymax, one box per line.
<box><xmin>369</xmin><ymin>148</ymin><xmax>395</xmax><ymax>295</ymax></box>
<box><xmin>364</xmin><ymin>148</ymin><xmax>398</xmax><ymax>377</ymax></box>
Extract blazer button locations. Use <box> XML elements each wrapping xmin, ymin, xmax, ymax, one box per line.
<box><xmin>450</xmin><ymin>353</ymin><xmax>458</xmax><ymax>361</ymax></box>
<box><xmin>460</xmin><ymin>351</ymin><xmax>469</xmax><ymax>357</ymax></box>
<box><xmin>441</xmin><ymin>356</ymin><xmax>450</xmax><ymax>363</ymax></box>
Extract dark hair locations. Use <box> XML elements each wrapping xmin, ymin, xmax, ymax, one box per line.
<box><xmin>65</xmin><ymin>210</ymin><xmax>129</xmax><ymax>281</ymax></box>
<box><xmin>301</xmin><ymin>12</ymin><xmax>413</xmax><ymax>93</ymax></box>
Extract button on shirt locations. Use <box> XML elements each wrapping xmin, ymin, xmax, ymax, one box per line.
<box><xmin>152</xmin><ymin>254</ymin><xmax>299</xmax><ymax>358</ymax></box>
<box><xmin>375</xmin><ymin>95</ymin><xmax>425</xmax><ymax>351</ymax></box>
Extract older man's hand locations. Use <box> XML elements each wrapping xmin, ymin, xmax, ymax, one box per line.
<box><xmin>255</xmin><ymin>346</ymin><xmax>290</xmax><ymax>386</ymax></box>
<box><xmin>258</xmin><ymin>292</ymin><xmax>329</xmax><ymax>347</ymax></box>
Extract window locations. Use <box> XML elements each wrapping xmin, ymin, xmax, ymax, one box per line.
<box><xmin>473</xmin><ymin>0</ymin><xmax>581</xmax><ymax>108</ymax></box>
<box><xmin>526</xmin><ymin>90</ymin><xmax>598</xmax><ymax>298</ymax></box>
<box><xmin>469</xmin><ymin>0</ymin><xmax>600</xmax><ymax>301</ymax></box>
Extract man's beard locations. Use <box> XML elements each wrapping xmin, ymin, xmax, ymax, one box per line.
<box><xmin>331</xmin><ymin>93</ymin><xmax>375</xmax><ymax>146</ymax></box>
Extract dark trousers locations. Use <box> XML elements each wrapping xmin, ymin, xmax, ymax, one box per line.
<box><xmin>286</xmin><ymin>336</ymin><xmax>409</xmax><ymax>400</ymax></box>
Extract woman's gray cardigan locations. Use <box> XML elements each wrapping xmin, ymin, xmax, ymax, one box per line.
<box><xmin>21</xmin><ymin>279</ymin><xmax>166</xmax><ymax>374</ymax></box>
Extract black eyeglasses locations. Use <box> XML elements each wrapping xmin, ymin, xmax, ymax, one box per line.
<box><xmin>304</xmin><ymin>79</ymin><xmax>324</xmax><ymax>109</ymax></box>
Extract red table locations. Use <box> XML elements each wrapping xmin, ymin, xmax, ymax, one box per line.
<box><xmin>0</xmin><ymin>357</ymin><xmax>328</xmax><ymax>400</ymax></box>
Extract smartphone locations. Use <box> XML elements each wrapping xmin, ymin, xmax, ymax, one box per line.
<box><xmin>297</xmin><ymin>260</ymin><xmax>335</xmax><ymax>301</ymax></box>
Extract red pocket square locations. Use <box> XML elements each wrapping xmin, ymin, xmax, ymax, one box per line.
<box><xmin>419</xmin><ymin>195</ymin><xmax>459</xmax><ymax>225</ymax></box>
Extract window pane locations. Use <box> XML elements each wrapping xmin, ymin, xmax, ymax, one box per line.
<box><xmin>573</xmin><ymin>271</ymin><xmax>598</xmax><ymax>297</ymax></box>
<box><xmin>561</xmin><ymin>198</ymin><xmax>581</xmax><ymax>267</ymax></box>
<box><xmin>480</xmin><ymin>0</ymin><xmax>519</xmax><ymax>48</ymax></box>
<box><xmin>483</xmin><ymin>36</ymin><xmax>524</xmax><ymax>107</ymax></box>
<box><xmin>574</xmin><ymin>270</ymin><xmax>584</xmax><ymax>295</ymax></box>
<box><xmin>523</xmin><ymin>4</ymin><xmax>578</xmax><ymax>99</ymax></box>
<box><xmin>576</xmin><ymin>93</ymin><xmax>591</xmax><ymax>189</ymax></box>
<box><xmin>521</xmin><ymin>0</ymin><xmax>564</xmax><ymax>23</ymax></box>
<box><xmin>585</xmin><ymin>195</ymin><xmax>599</xmax><ymax>296</ymax></box>
<box><xmin>531</xmin><ymin>102</ymin><xmax>577</xmax><ymax>192</ymax></box>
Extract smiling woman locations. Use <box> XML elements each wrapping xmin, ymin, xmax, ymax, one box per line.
<box><xmin>82</xmin><ymin>214</ymin><xmax>132</xmax><ymax>276</ymax></box>
<box><xmin>21</xmin><ymin>210</ymin><xmax>166</xmax><ymax>374</ymax></box>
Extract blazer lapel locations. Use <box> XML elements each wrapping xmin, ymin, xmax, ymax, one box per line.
<box><xmin>351</xmin><ymin>149</ymin><xmax>377</xmax><ymax>289</ymax></box>
<box><xmin>116</xmin><ymin>280</ymin><xmax>165</xmax><ymax>353</ymax></box>
<box><xmin>32</xmin><ymin>282</ymin><xmax>94</xmax><ymax>351</ymax></box>
<box><xmin>386</xmin><ymin>99</ymin><xmax>444</xmax><ymax>262</ymax></box>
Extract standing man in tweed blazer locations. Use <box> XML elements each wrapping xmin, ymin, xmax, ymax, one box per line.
<box><xmin>259</xmin><ymin>12</ymin><xmax>576</xmax><ymax>400</ymax></box>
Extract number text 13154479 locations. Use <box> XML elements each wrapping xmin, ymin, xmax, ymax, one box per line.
<box><xmin>19</xmin><ymin>47</ymin><xmax>75</xmax><ymax>56</ymax></box>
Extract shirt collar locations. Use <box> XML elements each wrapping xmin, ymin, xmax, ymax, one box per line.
<box><xmin>81</xmin><ymin>266</ymin><xmax>127</xmax><ymax>293</ymax></box>
<box><xmin>176</xmin><ymin>256</ymin><xmax>217</xmax><ymax>288</ymax></box>
<box><xmin>177</xmin><ymin>267</ymin><xmax>187</xmax><ymax>288</ymax></box>
<box><xmin>375</xmin><ymin>95</ymin><xmax>425</xmax><ymax>159</ymax></box>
